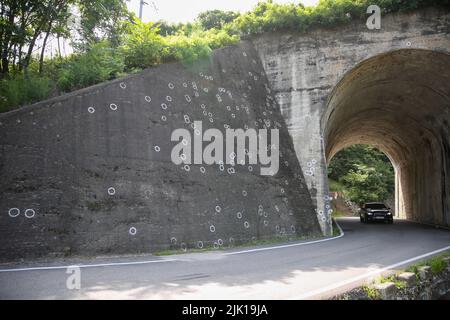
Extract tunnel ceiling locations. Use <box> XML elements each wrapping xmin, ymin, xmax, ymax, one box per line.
<box><xmin>324</xmin><ymin>49</ymin><xmax>450</xmax><ymax>166</ymax></box>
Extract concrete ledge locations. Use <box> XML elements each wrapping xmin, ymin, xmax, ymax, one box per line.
<box><xmin>333</xmin><ymin>255</ymin><xmax>450</xmax><ymax>300</ymax></box>
<box><xmin>374</xmin><ymin>282</ymin><xmax>397</xmax><ymax>300</ymax></box>
<box><xmin>418</xmin><ymin>266</ymin><xmax>431</xmax><ymax>281</ymax></box>
<box><xmin>397</xmin><ymin>272</ymin><xmax>416</xmax><ymax>287</ymax></box>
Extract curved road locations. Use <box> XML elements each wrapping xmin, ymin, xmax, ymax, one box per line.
<box><xmin>0</xmin><ymin>217</ymin><xmax>449</xmax><ymax>299</ymax></box>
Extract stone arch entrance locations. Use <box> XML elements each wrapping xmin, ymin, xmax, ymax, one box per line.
<box><xmin>323</xmin><ymin>49</ymin><xmax>450</xmax><ymax>227</ymax></box>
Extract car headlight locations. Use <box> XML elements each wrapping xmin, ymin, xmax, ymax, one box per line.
<box><xmin>368</xmin><ymin>212</ymin><xmax>373</xmax><ymax>216</ymax></box>
<box><xmin>387</xmin><ymin>212</ymin><xmax>392</xmax><ymax>215</ymax></box>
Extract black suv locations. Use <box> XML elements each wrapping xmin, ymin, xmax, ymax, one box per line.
<box><xmin>360</xmin><ymin>202</ymin><xmax>393</xmax><ymax>224</ymax></box>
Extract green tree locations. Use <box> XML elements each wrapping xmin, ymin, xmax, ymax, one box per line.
<box><xmin>328</xmin><ymin>145</ymin><xmax>395</xmax><ymax>205</ymax></box>
<box><xmin>155</xmin><ymin>21</ymin><xmax>182</xmax><ymax>36</ymax></box>
<box><xmin>197</xmin><ymin>10</ymin><xmax>239</xmax><ymax>30</ymax></box>
<box><xmin>57</xmin><ymin>40</ymin><xmax>124</xmax><ymax>92</ymax></box>
<box><xmin>119</xmin><ymin>19</ymin><xmax>165</xmax><ymax>70</ymax></box>
<box><xmin>0</xmin><ymin>0</ymin><xmax>73</xmax><ymax>75</ymax></box>
<box><xmin>75</xmin><ymin>0</ymin><xmax>131</xmax><ymax>49</ymax></box>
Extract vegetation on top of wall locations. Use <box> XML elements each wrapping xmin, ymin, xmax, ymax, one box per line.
<box><xmin>328</xmin><ymin>145</ymin><xmax>395</xmax><ymax>206</ymax></box>
<box><xmin>232</xmin><ymin>0</ymin><xmax>450</xmax><ymax>36</ymax></box>
<box><xmin>0</xmin><ymin>0</ymin><xmax>448</xmax><ymax>112</ymax></box>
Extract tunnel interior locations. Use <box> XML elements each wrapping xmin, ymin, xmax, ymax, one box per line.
<box><xmin>327</xmin><ymin>144</ymin><xmax>395</xmax><ymax>214</ymax></box>
<box><xmin>323</xmin><ymin>49</ymin><xmax>450</xmax><ymax>227</ymax></box>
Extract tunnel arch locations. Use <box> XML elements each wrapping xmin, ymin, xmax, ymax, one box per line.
<box><xmin>323</xmin><ymin>49</ymin><xmax>450</xmax><ymax>227</ymax></box>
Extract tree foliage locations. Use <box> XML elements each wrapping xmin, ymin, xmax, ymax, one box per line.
<box><xmin>328</xmin><ymin>145</ymin><xmax>395</xmax><ymax>205</ymax></box>
<box><xmin>57</xmin><ymin>40</ymin><xmax>124</xmax><ymax>91</ymax></box>
<box><xmin>0</xmin><ymin>0</ymin><xmax>74</xmax><ymax>74</ymax></box>
<box><xmin>75</xmin><ymin>0</ymin><xmax>132</xmax><ymax>49</ymax></box>
<box><xmin>119</xmin><ymin>18</ymin><xmax>238</xmax><ymax>69</ymax></box>
<box><xmin>231</xmin><ymin>0</ymin><xmax>450</xmax><ymax>36</ymax></box>
<box><xmin>197</xmin><ymin>10</ymin><xmax>240</xmax><ymax>30</ymax></box>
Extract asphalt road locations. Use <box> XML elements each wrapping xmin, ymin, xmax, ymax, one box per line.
<box><xmin>0</xmin><ymin>217</ymin><xmax>449</xmax><ymax>299</ymax></box>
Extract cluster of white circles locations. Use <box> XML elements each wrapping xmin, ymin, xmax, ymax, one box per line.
<box><xmin>88</xmin><ymin>60</ymin><xmax>304</xmax><ymax>245</ymax></box>
<box><xmin>316</xmin><ymin>208</ymin><xmax>327</xmax><ymax>222</ymax></box>
<box><xmin>213</xmin><ymin>238</ymin><xmax>224</xmax><ymax>249</ymax></box>
<box><xmin>168</xmin><ymin>238</ymin><xmax>239</xmax><ymax>251</ymax></box>
<box><xmin>8</xmin><ymin>208</ymin><xmax>36</xmax><ymax>218</ymax></box>
<box><xmin>304</xmin><ymin>159</ymin><xmax>318</xmax><ymax>177</ymax></box>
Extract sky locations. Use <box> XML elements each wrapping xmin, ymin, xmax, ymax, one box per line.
<box><xmin>128</xmin><ymin>0</ymin><xmax>320</xmax><ymax>23</ymax></box>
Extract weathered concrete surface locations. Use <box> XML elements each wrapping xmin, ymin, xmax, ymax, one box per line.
<box><xmin>252</xmin><ymin>7</ymin><xmax>450</xmax><ymax>231</ymax></box>
<box><xmin>0</xmin><ymin>42</ymin><xmax>321</xmax><ymax>262</ymax></box>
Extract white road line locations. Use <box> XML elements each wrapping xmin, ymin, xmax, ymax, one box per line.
<box><xmin>225</xmin><ymin>219</ymin><xmax>345</xmax><ymax>256</ymax></box>
<box><xmin>0</xmin><ymin>258</ymin><xmax>178</xmax><ymax>273</ymax></box>
<box><xmin>290</xmin><ymin>245</ymin><xmax>450</xmax><ymax>300</ymax></box>
<box><xmin>0</xmin><ymin>221</ymin><xmax>345</xmax><ymax>271</ymax></box>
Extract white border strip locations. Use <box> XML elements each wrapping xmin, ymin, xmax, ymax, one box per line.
<box><xmin>0</xmin><ymin>258</ymin><xmax>178</xmax><ymax>273</ymax></box>
<box><xmin>225</xmin><ymin>218</ymin><xmax>345</xmax><ymax>256</ymax></box>
<box><xmin>290</xmin><ymin>245</ymin><xmax>450</xmax><ymax>300</ymax></box>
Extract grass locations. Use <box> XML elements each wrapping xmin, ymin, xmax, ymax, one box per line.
<box><xmin>153</xmin><ymin>235</ymin><xmax>313</xmax><ymax>256</ymax></box>
<box><xmin>427</xmin><ymin>254</ymin><xmax>450</xmax><ymax>274</ymax></box>
<box><xmin>331</xmin><ymin>210</ymin><xmax>349</xmax><ymax>218</ymax></box>
<box><xmin>332</xmin><ymin>219</ymin><xmax>342</xmax><ymax>237</ymax></box>
<box><xmin>406</xmin><ymin>252</ymin><xmax>450</xmax><ymax>275</ymax></box>
<box><xmin>154</xmin><ymin>247</ymin><xmax>223</xmax><ymax>256</ymax></box>
<box><xmin>380</xmin><ymin>275</ymin><xmax>407</xmax><ymax>290</ymax></box>
<box><xmin>363</xmin><ymin>285</ymin><xmax>380</xmax><ymax>300</ymax></box>
<box><xmin>153</xmin><ymin>227</ymin><xmax>343</xmax><ymax>256</ymax></box>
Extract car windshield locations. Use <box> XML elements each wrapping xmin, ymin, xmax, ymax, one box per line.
<box><xmin>366</xmin><ymin>203</ymin><xmax>387</xmax><ymax>209</ymax></box>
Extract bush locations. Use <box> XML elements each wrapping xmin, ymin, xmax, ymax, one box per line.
<box><xmin>165</xmin><ymin>30</ymin><xmax>238</xmax><ymax>64</ymax></box>
<box><xmin>231</xmin><ymin>0</ymin><xmax>450</xmax><ymax>36</ymax></box>
<box><xmin>120</xmin><ymin>20</ymin><xmax>166</xmax><ymax>70</ymax></box>
<box><xmin>0</xmin><ymin>73</ymin><xmax>54</xmax><ymax>112</ymax></box>
<box><xmin>197</xmin><ymin>10</ymin><xmax>240</xmax><ymax>30</ymax></box>
<box><xmin>57</xmin><ymin>41</ymin><xmax>124</xmax><ymax>92</ymax></box>
<box><xmin>428</xmin><ymin>255</ymin><xmax>449</xmax><ymax>274</ymax></box>
<box><xmin>120</xmin><ymin>18</ymin><xmax>239</xmax><ymax>67</ymax></box>
<box><xmin>164</xmin><ymin>34</ymin><xmax>212</xmax><ymax>64</ymax></box>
